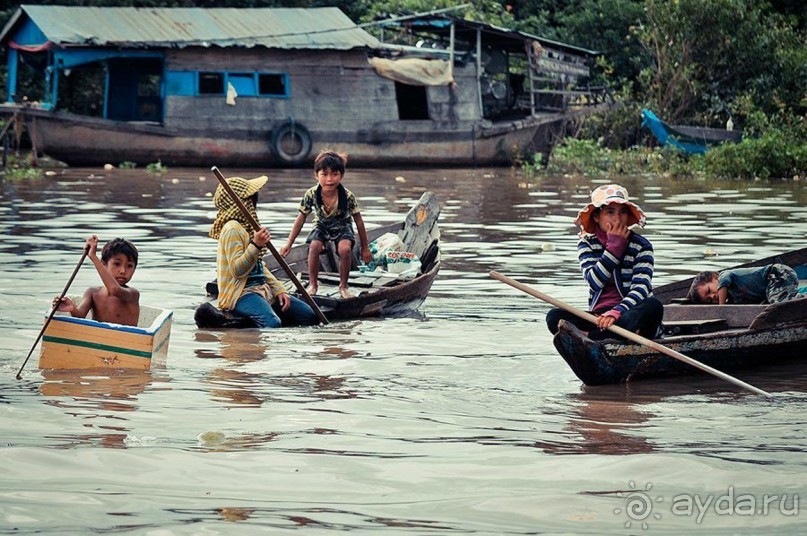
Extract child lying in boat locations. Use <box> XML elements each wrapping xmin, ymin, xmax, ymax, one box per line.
<box><xmin>686</xmin><ymin>264</ymin><xmax>804</xmax><ymax>304</ymax></box>
<box><xmin>280</xmin><ymin>150</ymin><xmax>372</xmax><ymax>298</ymax></box>
<box><xmin>53</xmin><ymin>235</ymin><xmax>140</xmax><ymax>326</ymax></box>
<box><xmin>545</xmin><ymin>184</ymin><xmax>663</xmax><ymax>340</ymax></box>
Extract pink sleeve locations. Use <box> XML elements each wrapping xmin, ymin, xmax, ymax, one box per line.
<box><xmin>605</xmin><ymin>233</ymin><xmax>628</xmax><ymax>258</ymax></box>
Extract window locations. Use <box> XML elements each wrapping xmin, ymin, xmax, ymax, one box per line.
<box><xmin>259</xmin><ymin>74</ymin><xmax>286</xmax><ymax>96</ymax></box>
<box><xmin>228</xmin><ymin>73</ymin><xmax>255</xmax><ymax>96</ymax></box>
<box><xmin>199</xmin><ymin>72</ymin><xmax>224</xmax><ymax>94</ymax></box>
<box><xmin>189</xmin><ymin>71</ymin><xmax>288</xmax><ymax>97</ymax></box>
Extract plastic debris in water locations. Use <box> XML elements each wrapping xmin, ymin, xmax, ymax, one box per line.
<box><xmin>197</xmin><ymin>431</ymin><xmax>226</xmax><ymax>445</ymax></box>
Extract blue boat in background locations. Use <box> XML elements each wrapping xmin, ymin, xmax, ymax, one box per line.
<box><xmin>641</xmin><ymin>109</ymin><xmax>742</xmax><ymax>155</ymax></box>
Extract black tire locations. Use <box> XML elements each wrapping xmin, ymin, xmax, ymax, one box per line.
<box><xmin>271</xmin><ymin>120</ymin><xmax>312</xmax><ymax>166</ymax></box>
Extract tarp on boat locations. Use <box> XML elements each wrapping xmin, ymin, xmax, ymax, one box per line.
<box><xmin>368</xmin><ymin>56</ymin><xmax>453</xmax><ymax>86</ymax></box>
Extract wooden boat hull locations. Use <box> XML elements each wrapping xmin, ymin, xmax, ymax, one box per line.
<box><xmin>553</xmin><ymin>247</ymin><xmax>807</xmax><ymax>386</ymax></box>
<box><xmin>39</xmin><ymin>305</ymin><xmax>173</xmax><ymax>371</ymax></box>
<box><xmin>5</xmin><ymin>105</ymin><xmax>566</xmax><ymax>168</ymax></box>
<box><xmin>195</xmin><ymin>191</ymin><xmax>441</xmax><ymax>327</ymax></box>
<box><xmin>555</xmin><ymin>316</ymin><xmax>807</xmax><ymax>386</ymax></box>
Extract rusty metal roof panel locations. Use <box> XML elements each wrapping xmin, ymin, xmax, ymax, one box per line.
<box><xmin>6</xmin><ymin>5</ymin><xmax>381</xmax><ymax>50</ymax></box>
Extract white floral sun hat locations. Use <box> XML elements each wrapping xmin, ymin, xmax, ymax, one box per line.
<box><xmin>574</xmin><ymin>184</ymin><xmax>646</xmax><ymax>234</ymax></box>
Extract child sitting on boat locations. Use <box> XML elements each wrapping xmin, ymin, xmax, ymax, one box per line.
<box><xmin>545</xmin><ymin>184</ymin><xmax>663</xmax><ymax>340</ymax></box>
<box><xmin>280</xmin><ymin>150</ymin><xmax>372</xmax><ymax>298</ymax></box>
<box><xmin>209</xmin><ymin>175</ymin><xmax>318</xmax><ymax>328</ymax></box>
<box><xmin>53</xmin><ymin>235</ymin><xmax>140</xmax><ymax>326</ymax></box>
<box><xmin>686</xmin><ymin>264</ymin><xmax>804</xmax><ymax>304</ymax></box>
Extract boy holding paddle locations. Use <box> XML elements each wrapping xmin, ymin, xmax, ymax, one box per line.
<box><xmin>53</xmin><ymin>235</ymin><xmax>140</xmax><ymax>326</ymax></box>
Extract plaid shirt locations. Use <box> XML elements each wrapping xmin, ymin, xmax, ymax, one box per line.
<box><xmin>298</xmin><ymin>184</ymin><xmax>359</xmax><ymax>229</ymax></box>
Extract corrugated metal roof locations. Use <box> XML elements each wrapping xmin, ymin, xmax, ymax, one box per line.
<box><xmin>3</xmin><ymin>5</ymin><xmax>381</xmax><ymax>50</ymax></box>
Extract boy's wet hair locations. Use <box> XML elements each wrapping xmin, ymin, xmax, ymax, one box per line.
<box><xmin>101</xmin><ymin>238</ymin><xmax>138</xmax><ymax>266</ymax></box>
<box><xmin>314</xmin><ymin>149</ymin><xmax>347</xmax><ymax>175</ymax></box>
<box><xmin>686</xmin><ymin>270</ymin><xmax>718</xmax><ymax>303</ymax></box>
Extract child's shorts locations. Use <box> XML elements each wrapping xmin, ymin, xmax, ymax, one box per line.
<box><xmin>766</xmin><ymin>263</ymin><xmax>800</xmax><ymax>303</ymax></box>
<box><xmin>306</xmin><ymin>221</ymin><xmax>355</xmax><ymax>246</ymax></box>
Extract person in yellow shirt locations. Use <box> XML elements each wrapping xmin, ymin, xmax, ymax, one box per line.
<box><xmin>209</xmin><ymin>175</ymin><xmax>317</xmax><ymax>328</ymax></box>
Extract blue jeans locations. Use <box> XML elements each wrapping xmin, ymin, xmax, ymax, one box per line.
<box><xmin>233</xmin><ymin>292</ymin><xmax>319</xmax><ymax>328</ymax></box>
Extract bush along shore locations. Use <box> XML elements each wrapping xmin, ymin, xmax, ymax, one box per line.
<box><xmin>524</xmin><ymin>127</ymin><xmax>806</xmax><ymax>181</ymax></box>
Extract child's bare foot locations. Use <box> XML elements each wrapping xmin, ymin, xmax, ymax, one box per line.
<box><xmin>305</xmin><ymin>284</ymin><xmax>318</xmax><ymax>296</ymax></box>
<box><xmin>339</xmin><ymin>286</ymin><xmax>355</xmax><ymax>299</ymax></box>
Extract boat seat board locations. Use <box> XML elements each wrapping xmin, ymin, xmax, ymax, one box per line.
<box><xmin>303</xmin><ymin>271</ymin><xmax>402</xmax><ymax>289</ymax></box>
<box><xmin>663</xmin><ymin>304</ymin><xmax>765</xmax><ymax>328</ymax></box>
<box><xmin>663</xmin><ymin>318</ymin><xmax>726</xmax><ymax>336</ymax></box>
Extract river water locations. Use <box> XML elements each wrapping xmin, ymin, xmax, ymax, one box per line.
<box><xmin>1</xmin><ymin>166</ymin><xmax>805</xmax><ymax>535</ymax></box>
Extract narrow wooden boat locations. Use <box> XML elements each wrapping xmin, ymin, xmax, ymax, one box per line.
<box><xmin>553</xmin><ymin>247</ymin><xmax>807</xmax><ymax>385</ymax></box>
<box><xmin>39</xmin><ymin>305</ymin><xmax>173</xmax><ymax>371</ymax></box>
<box><xmin>641</xmin><ymin>108</ymin><xmax>742</xmax><ymax>155</ymax></box>
<box><xmin>194</xmin><ymin>191</ymin><xmax>441</xmax><ymax>327</ymax></box>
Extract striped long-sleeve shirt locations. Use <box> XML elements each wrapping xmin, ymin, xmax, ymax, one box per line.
<box><xmin>577</xmin><ymin>231</ymin><xmax>655</xmax><ymax>315</ymax></box>
<box><xmin>216</xmin><ymin>220</ymin><xmax>287</xmax><ymax>310</ymax></box>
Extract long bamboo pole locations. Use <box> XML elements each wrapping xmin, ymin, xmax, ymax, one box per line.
<box><xmin>16</xmin><ymin>247</ymin><xmax>89</xmax><ymax>379</ymax></box>
<box><xmin>489</xmin><ymin>271</ymin><xmax>773</xmax><ymax>397</ymax></box>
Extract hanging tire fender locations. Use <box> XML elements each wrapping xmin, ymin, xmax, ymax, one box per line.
<box><xmin>271</xmin><ymin>120</ymin><xmax>312</xmax><ymax>165</ymax></box>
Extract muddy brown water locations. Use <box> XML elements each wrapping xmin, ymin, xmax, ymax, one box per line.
<box><xmin>1</xmin><ymin>167</ymin><xmax>805</xmax><ymax>534</ymax></box>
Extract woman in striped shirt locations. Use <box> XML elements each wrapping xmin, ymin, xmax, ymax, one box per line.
<box><xmin>546</xmin><ymin>184</ymin><xmax>663</xmax><ymax>340</ymax></box>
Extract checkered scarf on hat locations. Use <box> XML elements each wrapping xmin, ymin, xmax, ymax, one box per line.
<box><xmin>208</xmin><ymin>177</ymin><xmax>266</xmax><ymax>240</ymax></box>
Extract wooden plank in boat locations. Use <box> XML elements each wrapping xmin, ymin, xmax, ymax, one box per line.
<box><xmin>310</xmin><ymin>271</ymin><xmax>400</xmax><ymax>289</ymax></box>
<box><xmin>663</xmin><ymin>319</ymin><xmax>726</xmax><ymax>336</ymax></box>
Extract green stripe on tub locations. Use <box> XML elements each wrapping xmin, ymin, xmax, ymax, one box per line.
<box><xmin>42</xmin><ymin>336</ymin><xmax>153</xmax><ymax>359</ymax></box>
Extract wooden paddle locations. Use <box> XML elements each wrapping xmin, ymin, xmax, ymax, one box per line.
<box><xmin>211</xmin><ymin>166</ymin><xmax>329</xmax><ymax>325</ymax></box>
<box><xmin>16</xmin><ymin>246</ymin><xmax>89</xmax><ymax>379</ymax></box>
<box><xmin>489</xmin><ymin>271</ymin><xmax>773</xmax><ymax>398</ymax></box>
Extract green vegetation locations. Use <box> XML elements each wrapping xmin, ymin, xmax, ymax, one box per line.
<box><xmin>146</xmin><ymin>160</ymin><xmax>167</xmax><ymax>174</ymax></box>
<box><xmin>546</xmin><ymin>0</ymin><xmax>806</xmax><ymax>179</ymax></box>
<box><xmin>0</xmin><ymin>153</ymin><xmax>43</xmax><ymax>180</ymax></box>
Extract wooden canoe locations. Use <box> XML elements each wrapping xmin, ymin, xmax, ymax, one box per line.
<box><xmin>553</xmin><ymin>247</ymin><xmax>807</xmax><ymax>385</ymax></box>
<box><xmin>194</xmin><ymin>191</ymin><xmax>441</xmax><ymax>327</ymax></box>
<box><xmin>39</xmin><ymin>305</ymin><xmax>173</xmax><ymax>371</ymax></box>
<box><xmin>641</xmin><ymin>108</ymin><xmax>742</xmax><ymax>155</ymax></box>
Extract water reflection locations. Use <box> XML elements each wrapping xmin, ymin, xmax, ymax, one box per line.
<box><xmin>193</xmin><ymin>329</ymin><xmax>361</xmax><ymax>410</ymax></box>
<box><xmin>39</xmin><ymin>369</ymin><xmax>157</xmax><ymax>449</ymax></box>
<box><xmin>538</xmin><ymin>391</ymin><xmax>656</xmax><ymax>455</ymax></box>
<box><xmin>168</xmin><ymin>506</ymin><xmax>457</xmax><ymax>530</ymax></box>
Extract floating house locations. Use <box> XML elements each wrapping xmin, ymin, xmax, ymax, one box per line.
<box><xmin>0</xmin><ymin>5</ymin><xmax>608</xmax><ymax>167</ymax></box>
